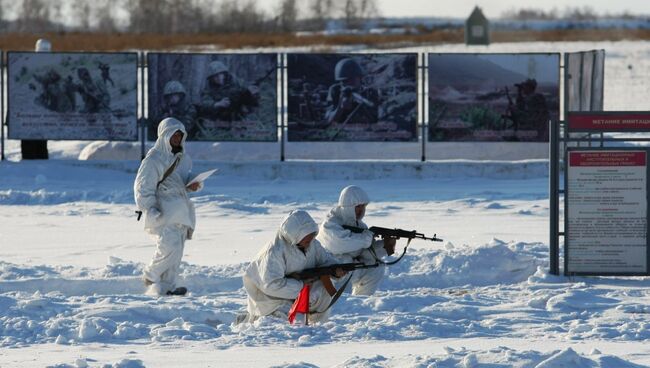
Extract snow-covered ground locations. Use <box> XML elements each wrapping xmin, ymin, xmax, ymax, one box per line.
<box><xmin>2</xmin><ymin>41</ymin><xmax>650</xmax><ymax>367</ymax></box>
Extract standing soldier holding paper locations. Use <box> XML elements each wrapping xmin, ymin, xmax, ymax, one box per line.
<box><xmin>134</xmin><ymin>117</ymin><xmax>202</xmax><ymax>296</ymax></box>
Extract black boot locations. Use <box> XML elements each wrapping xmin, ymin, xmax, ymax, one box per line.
<box><xmin>166</xmin><ymin>287</ymin><xmax>188</xmax><ymax>296</ymax></box>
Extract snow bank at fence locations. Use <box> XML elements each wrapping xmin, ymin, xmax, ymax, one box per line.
<box><xmin>0</xmin><ymin>159</ymin><xmax>548</xmax><ymax>205</ymax></box>
<box><xmin>190</xmin><ymin>159</ymin><xmax>549</xmax><ymax>180</ymax></box>
<box><xmin>0</xmin><ymin>157</ymin><xmax>548</xmax><ymax>184</ymax></box>
<box><xmin>75</xmin><ymin>140</ymin><xmax>550</xmax><ymax>161</ymax></box>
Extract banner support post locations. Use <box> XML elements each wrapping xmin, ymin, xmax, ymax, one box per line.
<box><xmin>1</xmin><ymin>51</ymin><xmax>4</xmax><ymax>161</ymax></box>
<box><xmin>549</xmin><ymin>118</ymin><xmax>560</xmax><ymax>275</ymax></box>
<box><xmin>420</xmin><ymin>53</ymin><xmax>427</xmax><ymax>162</ymax></box>
<box><xmin>140</xmin><ymin>52</ymin><xmax>146</xmax><ymax>160</ymax></box>
<box><xmin>280</xmin><ymin>54</ymin><xmax>286</xmax><ymax>162</ymax></box>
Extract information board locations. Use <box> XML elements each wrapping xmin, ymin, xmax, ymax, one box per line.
<box><xmin>566</xmin><ymin>149</ymin><xmax>648</xmax><ymax>275</ymax></box>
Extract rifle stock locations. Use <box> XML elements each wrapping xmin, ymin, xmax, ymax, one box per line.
<box><xmin>288</xmin><ymin>262</ymin><xmax>377</xmax><ymax>281</ymax></box>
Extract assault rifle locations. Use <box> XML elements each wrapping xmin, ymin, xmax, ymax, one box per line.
<box><xmin>288</xmin><ymin>262</ymin><xmax>377</xmax><ymax>281</ymax></box>
<box><xmin>342</xmin><ymin>225</ymin><xmax>443</xmax><ymax>243</ymax></box>
<box><xmin>342</xmin><ymin>225</ymin><xmax>443</xmax><ymax>265</ymax></box>
<box><xmin>288</xmin><ymin>262</ymin><xmax>379</xmax><ymax>300</ymax></box>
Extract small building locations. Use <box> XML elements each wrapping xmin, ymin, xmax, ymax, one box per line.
<box><xmin>465</xmin><ymin>6</ymin><xmax>490</xmax><ymax>46</ymax></box>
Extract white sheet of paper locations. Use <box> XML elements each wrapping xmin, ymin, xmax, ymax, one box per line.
<box><xmin>187</xmin><ymin>169</ymin><xmax>218</xmax><ymax>187</ymax></box>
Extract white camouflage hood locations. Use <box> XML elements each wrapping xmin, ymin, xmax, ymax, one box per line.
<box><xmin>153</xmin><ymin>117</ymin><xmax>187</xmax><ymax>163</ymax></box>
<box><xmin>277</xmin><ymin>210</ymin><xmax>319</xmax><ymax>246</ymax></box>
<box><xmin>332</xmin><ymin>185</ymin><xmax>370</xmax><ymax>225</ymax></box>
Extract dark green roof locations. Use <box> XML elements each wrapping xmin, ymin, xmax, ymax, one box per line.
<box><xmin>467</xmin><ymin>6</ymin><xmax>488</xmax><ymax>23</ymax></box>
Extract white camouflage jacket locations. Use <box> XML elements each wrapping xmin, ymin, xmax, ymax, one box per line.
<box><xmin>134</xmin><ymin>118</ymin><xmax>198</xmax><ymax>236</ymax></box>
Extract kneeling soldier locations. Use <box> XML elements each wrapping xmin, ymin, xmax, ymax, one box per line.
<box><xmin>242</xmin><ymin>210</ymin><xmax>345</xmax><ymax>324</ymax></box>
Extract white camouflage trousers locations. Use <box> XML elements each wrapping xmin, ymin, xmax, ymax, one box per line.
<box><xmin>249</xmin><ymin>281</ymin><xmax>333</xmax><ymax>324</ymax></box>
<box><xmin>143</xmin><ymin>224</ymin><xmax>188</xmax><ymax>295</ymax></box>
<box><xmin>349</xmin><ymin>265</ymin><xmax>385</xmax><ymax>295</ymax></box>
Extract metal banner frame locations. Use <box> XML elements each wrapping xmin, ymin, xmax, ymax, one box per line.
<box><xmin>550</xmin><ymin>50</ymin><xmax>606</xmax><ymax>275</ymax></box>
<box><xmin>139</xmin><ymin>52</ymin><xmax>146</xmax><ymax>160</ymax></box>
<box><xmin>0</xmin><ymin>49</ymin><xmax>604</xmax><ymax>165</ymax></box>
<box><xmin>1</xmin><ymin>50</ymin><xmax>4</xmax><ymax>161</ymax></box>
<box><xmin>550</xmin><ymin>111</ymin><xmax>650</xmax><ymax>276</ymax></box>
<box><xmin>420</xmin><ymin>53</ymin><xmax>427</xmax><ymax>161</ymax></box>
<box><xmin>280</xmin><ymin>53</ymin><xmax>286</xmax><ymax>161</ymax></box>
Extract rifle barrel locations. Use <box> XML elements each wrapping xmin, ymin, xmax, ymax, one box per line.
<box><xmin>289</xmin><ymin>262</ymin><xmax>375</xmax><ymax>280</ymax></box>
<box><xmin>342</xmin><ymin>224</ymin><xmax>443</xmax><ymax>242</ymax></box>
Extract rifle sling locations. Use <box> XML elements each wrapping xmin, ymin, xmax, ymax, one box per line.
<box><xmin>157</xmin><ymin>156</ymin><xmax>181</xmax><ymax>189</ymax></box>
<box><xmin>136</xmin><ymin>155</ymin><xmax>180</xmax><ymax>221</ymax></box>
<box><xmin>316</xmin><ymin>273</ymin><xmax>354</xmax><ymax>314</ymax></box>
<box><xmin>307</xmin><ymin>263</ymin><xmax>378</xmax><ymax>315</ymax></box>
<box><xmin>319</xmin><ymin>275</ymin><xmax>337</xmax><ymax>297</ymax></box>
<box><xmin>369</xmin><ymin>237</ymin><xmax>412</xmax><ymax>266</ymax></box>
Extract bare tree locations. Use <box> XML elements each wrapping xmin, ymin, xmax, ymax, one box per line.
<box><xmin>501</xmin><ymin>8</ymin><xmax>559</xmax><ymax>20</ymax></box>
<box><xmin>239</xmin><ymin>0</ymin><xmax>267</xmax><ymax>33</ymax></box>
<box><xmin>308</xmin><ymin>0</ymin><xmax>334</xmax><ymax>30</ymax></box>
<box><xmin>17</xmin><ymin>0</ymin><xmax>51</xmax><ymax>32</ymax></box>
<box><xmin>277</xmin><ymin>0</ymin><xmax>298</xmax><ymax>32</ymax></box>
<box><xmin>210</xmin><ymin>0</ymin><xmax>267</xmax><ymax>33</ymax></box>
<box><xmin>47</xmin><ymin>0</ymin><xmax>65</xmax><ymax>32</ymax></box>
<box><xmin>342</xmin><ymin>0</ymin><xmax>358</xmax><ymax>28</ymax></box>
<box><xmin>563</xmin><ymin>6</ymin><xmax>598</xmax><ymax>21</ymax></box>
<box><xmin>71</xmin><ymin>0</ymin><xmax>93</xmax><ymax>30</ymax></box>
<box><xmin>357</xmin><ymin>0</ymin><xmax>378</xmax><ymax>19</ymax></box>
<box><xmin>338</xmin><ymin>0</ymin><xmax>378</xmax><ymax>29</ymax></box>
<box><xmin>129</xmin><ymin>0</ymin><xmax>168</xmax><ymax>33</ymax></box>
<box><xmin>96</xmin><ymin>0</ymin><xmax>118</xmax><ymax>32</ymax></box>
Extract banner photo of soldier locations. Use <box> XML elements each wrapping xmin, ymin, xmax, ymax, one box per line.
<box><xmin>287</xmin><ymin>54</ymin><xmax>418</xmax><ymax>142</ymax></box>
<box><xmin>7</xmin><ymin>52</ymin><xmax>138</xmax><ymax>141</ymax></box>
<box><xmin>147</xmin><ymin>53</ymin><xmax>277</xmax><ymax>142</ymax></box>
<box><xmin>428</xmin><ymin>53</ymin><xmax>560</xmax><ymax>142</ymax></box>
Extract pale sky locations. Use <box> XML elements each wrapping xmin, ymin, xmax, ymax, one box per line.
<box><xmin>258</xmin><ymin>0</ymin><xmax>650</xmax><ymax>18</ymax></box>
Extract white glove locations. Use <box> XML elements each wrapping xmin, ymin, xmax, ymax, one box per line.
<box><xmin>148</xmin><ymin>207</ymin><xmax>161</xmax><ymax>219</ymax></box>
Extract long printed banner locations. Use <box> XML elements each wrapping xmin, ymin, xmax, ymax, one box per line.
<box><xmin>8</xmin><ymin>52</ymin><xmax>138</xmax><ymax>141</ymax></box>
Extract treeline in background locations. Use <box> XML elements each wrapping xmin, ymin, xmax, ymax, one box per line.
<box><xmin>0</xmin><ymin>0</ymin><xmax>379</xmax><ymax>34</ymax></box>
<box><xmin>0</xmin><ymin>1</ymin><xmax>649</xmax><ymax>51</ymax></box>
